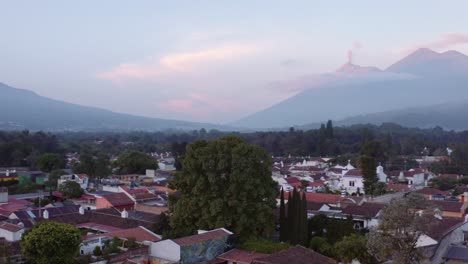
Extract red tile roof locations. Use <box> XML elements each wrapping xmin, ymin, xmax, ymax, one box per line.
<box><xmin>0</xmin><ymin>222</ymin><xmax>23</xmax><ymax>232</ymax></box>
<box><xmin>217</xmin><ymin>249</ymin><xmax>269</xmax><ymax>264</ymax></box>
<box><xmin>173</xmin><ymin>229</ymin><xmax>232</xmax><ymax>246</ymax></box>
<box><xmin>431</xmin><ymin>200</ymin><xmax>463</xmax><ymax>213</ymax></box>
<box><xmin>427</xmin><ymin>217</ymin><xmax>464</xmax><ymax>241</ymax></box>
<box><xmin>104</xmin><ymin>226</ymin><xmax>161</xmax><ymax>242</ymax></box>
<box><xmin>284</xmin><ymin>177</ymin><xmax>300</xmax><ymax>184</ymax></box>
<box><xmin>415</xmin><ymin>188</ymin><xmax>449</xmax><ymax>196</ymax></box>
<box><xmin>309</xmin><ymin>180</ymin><xmax>325</xmax><ymax>187</ymax></box>
<box><xmin>103</xmin><ymin>193</ymin><xmax>134</xmax><ymax>207</ymax></box>
<box><xmin>303</xmin><ymin>193</ymin><xmax>342</xmax><ymax>204</ymax></box>
<box><xmin>252</xmin><ymin>246</ymin><xmax>337</xmax><ymax>264</ymax></box>
<box><xmin>77</xmin><ymin>174</ymin><xmax>89</xmax><ymax>179</ymax></box>
<box><xmin>385</xmin><ymin>183</ymin><xmax>411</xmax><ymax>192</ymax></box>
<box><xmin>344</xmin><ymin>169</ymin><xmax>363</xmax><ymax>177</ymax></box>
<box><xmin>341</xmin><ymin>203</ymin><xmax>385</xmax><ymax>218</ymax></box>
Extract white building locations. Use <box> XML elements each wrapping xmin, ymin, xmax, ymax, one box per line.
<box><xmin>58</xmin><ymin>174</ymin><xmax>89</xmax><ymax>189</ymax></box>
<box><xmin>0</xmin><ymin>222</ymin><xmax>24</xmax><ymax>241</ymax></box>
<box><xmin>341</xmin><ymin>169</ymin><xmax>365</xmax><ymax>195</ymax></box>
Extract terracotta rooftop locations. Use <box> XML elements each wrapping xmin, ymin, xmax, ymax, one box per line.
<box><xmin>341</xmin><ymin>203</ymin><xmax>385</xmax><ymax>218</ymax></box>
<box><xmin>415</xmin><ymin>188</ymin><xmax>449</xmax><ymax>196</ymax></box>
<box><xmin>252</xmin><ymin>245</ymin><xmax>337</xmax><ymax>264</ymax></box>
<box><xmin>104</xmin><ymin>226</ymin><xmax>161</xmax><ymax>242</ymax></box>
<box><xmin>343</xmin><ymin>169</ymin><xmax>363</xmax><ymax>177</ymax></box>
<box><xmin>173</xmin><ymin>228</ymin><xmax>232</xmax><ymax>246</ymax></box>
<box><xmin>0</xmin><ymin>221</ymin><xmax>23</xmax><ymax>232</ymax></box>
<box><xmin>427</xmin><ymin>217</ymin><xmax>464</xmax><ymax>241</ymax></box>
<box><xmin>431</xmin><ymin>200</ymin><xmax>463</xmax><ymax>213</ymax></box>
<box><xmin>217</xmin><ymin>249</ymin><xmax>269</xmax><ymax>264</ymax></box>
<box><xmin>102</xmin><ymin>193</ymin><xmax>134</xmax><ymax>207</ymax></box>
<box><xmin>284</xmin><ymin>177</ymin><xmax>300</xmax><ymax>184</ymax></box>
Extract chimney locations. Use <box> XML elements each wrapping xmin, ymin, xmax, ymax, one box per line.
<box><xmin>43</xmin><ymin>209</ymin><xmax>49</xmax><ymax>219</ymax></box>
<box><xmin>121</xmin><ymin>209</ymin><xmax>128</xmax><ymax>218</ymax></box>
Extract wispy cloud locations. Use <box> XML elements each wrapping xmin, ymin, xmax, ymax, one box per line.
<box><xmin>396</xmin><ymin>33</ymin><xmax>468</xmax><ymax>56</ymax></box>
<box><xmin>159</xmin><ymin>93</ymin><xmax>238</xmax><ymax>118</ymax></box>
<box><xmin>97</xmin><ymin>44</ymin><xmax>258</xmax><ymax>82</ymax></box>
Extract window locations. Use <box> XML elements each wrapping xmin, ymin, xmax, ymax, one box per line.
<box><xmin>349</xmin><ymin>181</ymin><xmax>355</xmax><ymax>187</ymax></box>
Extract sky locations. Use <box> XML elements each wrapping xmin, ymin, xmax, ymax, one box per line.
<box><xmin>1</xmin><ymin>1</ymin><xmax>468</xmax><ymax>124</ymax></box>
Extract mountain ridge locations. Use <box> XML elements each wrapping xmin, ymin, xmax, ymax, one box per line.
<box><xmin>0</xmin><ymin>82</ymin><xmax>234</xmax><ymax>131</ymax></box>
<box><xmin>232</xmin><ymin>48</ymin><xmax>468</xmax><ymax>129</ymax></box>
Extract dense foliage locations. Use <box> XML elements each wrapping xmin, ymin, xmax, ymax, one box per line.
<box><xmin>169</xmin><ymin>136</ymin><xmax>278</xmax><ymax>241</ymax></box>
<box><xmin>113</xmin><ymin>151</ymin><xmax>158</xmax><ymax>174</ymax></box>
<box><xmin>59</xmin><ymin>181</ymin><xmax>84</xmax><ymax>199</ymax></box>
<box><xmin>0</xmin><ymin>131</ymin><xmax>62</xmax><ymax>167</ymax></box>
<box><xmin>21</xmin><ymin>221</ymin><xmax>81</xmax><ymax>264</ymax></box>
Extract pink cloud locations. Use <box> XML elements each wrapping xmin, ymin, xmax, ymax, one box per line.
<box><xmin>397</xmin><ymin>33</ymin><xmax>468</xmax><ymax>56</ymax></box>
<box><xmin>97</xmin><ymin>44</ymin><xmax>258</xmax><ymax>82</ymax></box>
<box><xmin>159</xmin><ymin>93</ymin><xmax>239</xmax><ymax>118</ymax></box>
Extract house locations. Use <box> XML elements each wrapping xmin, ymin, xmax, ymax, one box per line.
<box><xmin>404</xmin><ymin>169</ymin><xmax>426</xmax><ymax>186</ymax></box>
<box><xmin>18</xmin><ymin>171</ymin><xmax>45</xmax><ymax>185</ymax></box>
<box><xmin>0</xmin><ymin>170</ymin><xmax>19</xmax><ymax>182</ymax></box>
<box><xmin>96</xmin><ymin>192</ymin><xmax>135</xmax><ymax>211</ymax></box>
<box><xmin>58</xmin><ymin>174</ymin><xmax>89</xmax><ymax>189</ymax></box>
<box><xmin>284</xmin><ymin>177</ymin><xmax>302</xmax><ymax>189</ymax></box>
<box><xmin>215</xmin><ymin>249</ymin><xmax>269</xmax><ymax>264</ymax></box>
<box><xmin>0</xmin><ymin>221</ymin><xmax>24</xmax><ymax>241</ymax></box>
<box><xmin>158</xmin><ymin>160</ymin><xmax>176</xmax><ymax>171</ymax></box>
<box><xmin>431</xmin><ymin>200</ymin><xmax>465</xmax><ymax>218</ymax></box>
<box><xmin>251</xmin><ymin>245</ymin><xmax>337</xmax><ymax>264</ymax></box>
<box><xmin>79</xmin><ymin>226</ymin><xmax>161</xmax><ymax>255</ymax></box>
<box><xmin>417</xmin><ymin>216</ymin><xmax>468</xmax><ymax>263</ymax></box>
<box><xmin>341</xmin><ymin>169</ymin><xmax>364</xmax><ymax>195</ymax></box>
<box><xmin>415</xmin><ymin>188</ymin><xmax>449</xmax><ymax>200</ymax></box>
<box><xmin>150</xmin><ymin>228</ymin><xmax>233</xmax><ymax>264</ymax></box>
<box><xmin>341</xmin><ymin>202</ymin><xmax>385</xmax><ymax>228</ymax></box>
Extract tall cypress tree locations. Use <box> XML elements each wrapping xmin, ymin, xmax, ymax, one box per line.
<box><xmin>287</xmin><ymin>190</ymin><xmax>295</xmax><ymax>243</ymax></box>
<box><xmin>361</xmin><ymin>155</ymin><xmax>378</xmax><ymax>195</ymax></box>
<box><xmin>299</xmin><ymin>191</ymin><xmax>308</xmax><ymax>246</ymax></box>
<box><xmin>293</xmin><ymin>189</ymin><xmax>300</xmax><ymax>245</ymax></box>
<box><xmin>279</xmin><ymin>189</ymin><xmax>287</xmax><ymax>242</ymax></box>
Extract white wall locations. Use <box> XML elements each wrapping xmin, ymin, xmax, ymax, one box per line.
<box><xmin>150</xmin><ymin>239</ymin><xmax>180</xmax><ymax>262</ymax></box>
<box><xmin>0</xmin><ymin>228</ymin><xmax>24</xmax><ymax>242</ymax></box>
<box><xmin>342</xmin><ymin>176</ymin><xmax>364</xmax><ymax>194</ymax></box>
<box><xmin>80</xmin><ymin>237</ymin><xmax>108</xmax><ymax>255</ymax></box>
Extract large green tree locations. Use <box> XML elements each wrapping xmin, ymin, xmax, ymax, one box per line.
<box><xmin>59</xmin><ymin>181</ymin><xmax>84</xmax><ymax>199</ymax></box>
<box><xmin>169</xmin><ymin>136</ymin><xmax>277</xmax><ymax>241</ymax></box>
<box><xmin>36</xmin><ymin>153</ymin><xmax>64</xmax><ymax>172</ymax></box>
<box><xmin>114</xmin><ymin>151</ymin><xmax>158</xmax><ymax>174</ymax></box>
<box><xmin>21</xmin><ymin>221</ymin><xmax>81</xmax><ymax>264</ymax></box>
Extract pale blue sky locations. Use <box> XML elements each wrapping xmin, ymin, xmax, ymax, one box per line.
<box><xmin>1</xmin><ymin>1</ymin><xmax>468</xmax><ymax>123</ymax></box>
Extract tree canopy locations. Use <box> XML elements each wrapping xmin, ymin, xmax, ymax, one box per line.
<box><xmin>59</xmin><ymin>181</ymin><xmax>84</xmax><ymax>199</ymax></box>
<box><xmin>113</xmin><ymin>151</ymin><xmax>158</xmax><ymax>174</ymax></box>
<box><xmin>36</xmin><ymin>153</ymin><xmax>64</xmax><ymax>172</ymax></box>
<box><xmin>21</xmin><ymin>221</ymin><xmax>81</xmax><ymax>264</ymax></box>
<box><xmin>169</xmin><ymin>136</ymin><xmax>278</xmax><ymax>241</ymax></box>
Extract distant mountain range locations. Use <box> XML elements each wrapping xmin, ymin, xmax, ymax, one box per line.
<box><xmin>3</xmin><ymin>48</ymin><xmax>468</xmax><ymax>132</ymax></box>
<box><xmin>0</xmin><ymin>82</ymin><xmax>231</xmax><ymax>131</ymax></box>
<box><xmin>232</xmin><ymin>48</ymin><xmax>468</xmax><ymax>130</ymax></box>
